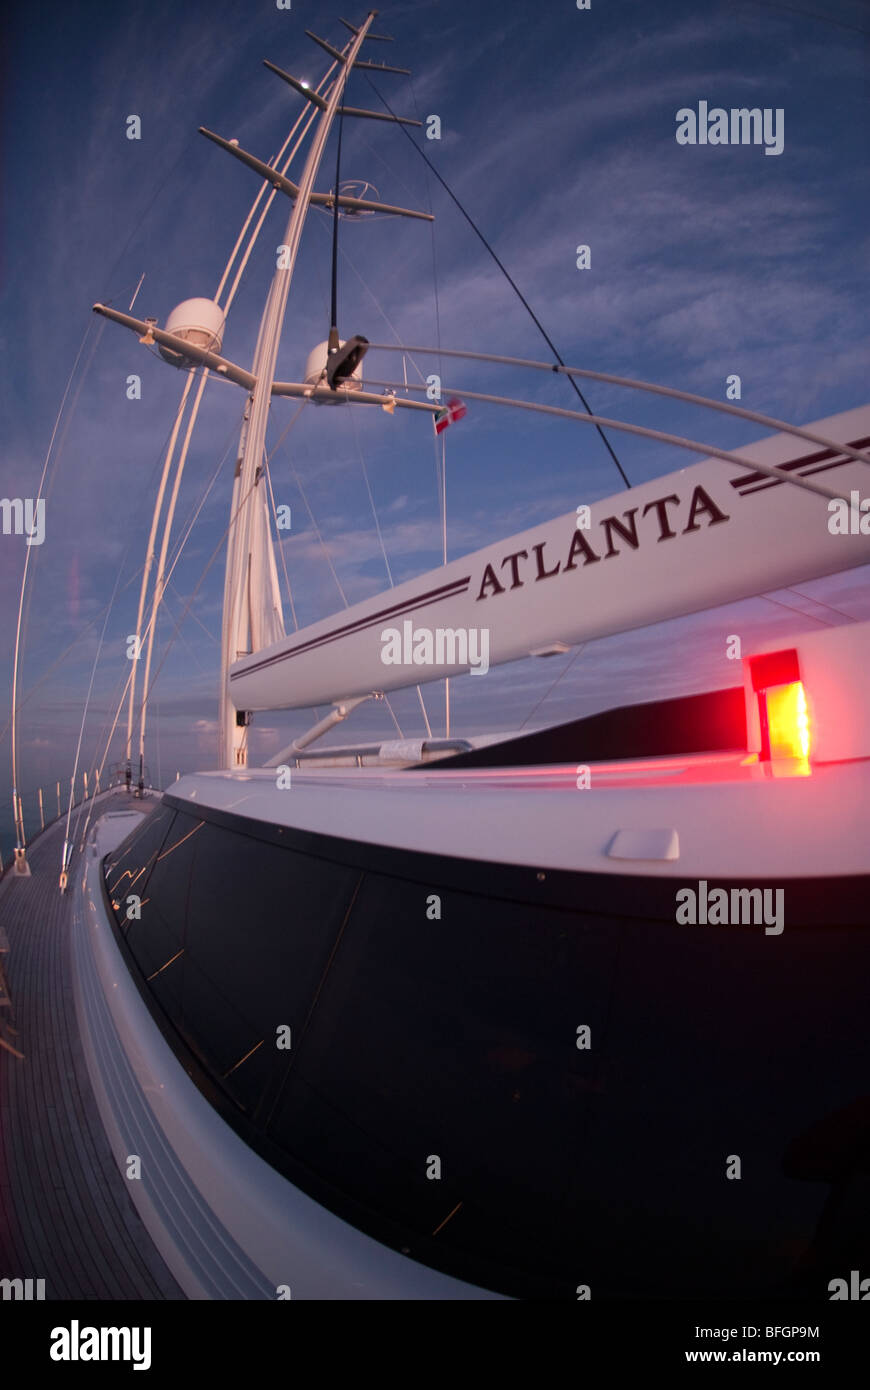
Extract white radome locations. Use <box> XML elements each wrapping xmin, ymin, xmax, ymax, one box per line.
<box><xmin>159</xmin><ymin>297</ymin><xmax>225</xmax><ymax>366</ymax></box>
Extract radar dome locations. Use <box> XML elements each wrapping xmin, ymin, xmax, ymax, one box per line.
<box><xmin>159</xmin><ymin>298</ymin><xmax>225</xmax><ymax>367</ymax></box>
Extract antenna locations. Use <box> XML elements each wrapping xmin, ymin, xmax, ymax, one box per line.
<box><xmin>328</xmin><ymin>107</ymin><xmax>345</xmax><ymax>356</ymax></box>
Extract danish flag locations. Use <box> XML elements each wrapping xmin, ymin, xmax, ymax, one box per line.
<box><xmin>433</xmin><ymin>397</ymin><xmax>467</xmax><ymax>434</ymax></box>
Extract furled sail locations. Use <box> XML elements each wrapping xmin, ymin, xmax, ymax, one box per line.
<box><xmin>229</xmin><ymin>404</ymin><xmax>870</xmax><ymax>713</ymax></box>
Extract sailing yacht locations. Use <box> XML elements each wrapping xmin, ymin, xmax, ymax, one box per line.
<box><xmin>4</xmin><ymin>10</ymin><xmax>869</xmax><ymax>1301</ymax></box>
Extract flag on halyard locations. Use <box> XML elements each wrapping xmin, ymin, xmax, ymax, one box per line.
<box><xmin>433</xmin><ymin>397</ymin><xmax>467</xmax><ymax>434</ymax></box>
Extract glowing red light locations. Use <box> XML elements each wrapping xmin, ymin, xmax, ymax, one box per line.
<box><xmin>762</xmin><ymin>680</ymin><xmax>810</xmax><ymax>760</ymax></box>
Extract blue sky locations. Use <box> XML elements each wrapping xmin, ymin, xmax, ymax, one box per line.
<box><xmin>1</xmin><ymin>0</ymin><xmax>868</xmax><ymax>842</ymax></box>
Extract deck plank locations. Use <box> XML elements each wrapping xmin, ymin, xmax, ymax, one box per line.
<box><xmin>0</xmin><ymin>795</ymin><xmax>183</xmax><ymax>1299</ymax></box>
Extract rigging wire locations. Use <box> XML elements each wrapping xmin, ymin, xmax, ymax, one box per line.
<box><xmin>135</xmin><ymin>368</ymin><xmax>213</xmax><ymax>788</ymax></box>
<box><xmin>128</xmin><ymin>61</ymin><xmax>341</xmax><ymax>784</ymax></box>
<box><xmin>309</xmin><ymin>191</ymin><xmax>439</xmax><ymax>739</ymax></box>
<box><xmin>137</xmin><ymin>447</ymin><xmax>294</xmax><ymax>713</ymax></box>
<box><xmin>167</xmin><ymin>579</ymin><xmax>220</xmax><ymax>644</ymax></box>
<box><xmin>333</xmin><ymin>44</ymin><xmax>863</xmax><ymax>750</ymax></box>
<box><xmin>78</xmin><ymin>424</ymin><xmax>251</xmax><ymax>854</ymax></box>
<box><xmin>437</xmin><ymin>428</ymin><xmax>449</xmax><ymax>738</ymax></box>
<box><xmin>60</xmin><ymin>539</ymin><xmax>128</xmax><ymax>880</ymax></box>
<box><xmin>518</xmin><ymin>645</ymin><xmax>587</xmax><ymax>731</ymax></box>
<box><xmin>383</xmin><ymin>695</ymin><xmax>405</xmax><ymax>739</ymax></box>
<box><xmin>73</xmin><ymin>423</ymin><xmax>238</xmax><ymax>852</ymax></box>
<box><xmin>263</xmin><ymin>185</ymin><xmax>413</xmax><ymax>741</ymax></box>
<box><xmin>359</xmin><ymin>378</ymin><xmax>855</xmax><ymax>503</ymax></box>
<box><xmin>410</xmin><ymin>72</ymin><xmax>450</xmax><ymax>740</ymax></box>
<box><xmin>263</xmin><ymin>460</ymin><xmax>299</xmax><ymax>632</ymax></box>
<box><xmin>76</xmin><ymin>510</ymin><xmax>236</xmax><ymax>842</ymax></box>
<box><xmin>363</xmin><ymin>74</ymin><xmax>631</xmax><ymax>491</ymax></box>
<box><xmin>216</xmin><ymin>38</ymin><xmax>361</xmax><ymax>769</ymax></box>
<box><xmin>10</xmin><ymin>313</ymin><xmax>104</xmax><ymax>855</ymax></box>
<box><xmin>360</xmin><ymin>344</ymin><xmax>870</xmax><ymax>468</ymax></box>
<box><xmin>93</xmin><ymin>417</ymin><xmax>234</xmax><ymax>795</ymax></box>
<box><xmin>82</xmin><ymin>653</ymin><xmax>137</xmax><ymax>799</ymax></box>
<box><xmin>265</xmin><ymin>411</ymin><xmax>409</xmax><ymax>743</ymax></box>
<box><xmin>302</xmin><ymin>208</ymin><xmax>416</xmax><ymax>742</ymax></box>
<box><xmin>0</xmin><ymin>563</ymin><xmax>147</xmax><ymax>748</ymax></box>
<box><xmin>416</xmin><ymin>683</ymin><xmax>434</xmax><ymax>742</ymax></box>
<box><xmin>159</xmin><ymin>587</ymin><xmax>213</xmax><ymax>674</ymax></box>
<box><xmin>218</xmin><ymin>65</ymin><xmax>340</xmax><ymax>307</ymax></box>
<box><xmin>349</xmin><ymin>406</ymin><xmax>393</xmax><ymax>586</ymax></box>
<box><xmin>779</xmin><ymin>586</ymin><xmax>858</xmax><ymax>624</ymax></box>
<box><xmin>72</xmin><ymin>636</ymin><xmax>138</xmax><ymax>854</ymax></box>
<box><xmin>520</xmin><ymin>577</ymin><xmax>859</xmax><ymax>739</ymax></box>
<box><xmin>284</xmin><ymin>459</ymin><xmax>349</xmax><ymax>605</ymax></box>
<box><xmin>12</xmin><ymin>35</ymin><xmax>867</xmax><ymax>811</ymax></box>
<box><xmin>312</xmin><ymin>218</ymin><xmax>430</xmax><ymax>382</ymax></box>
<box><xmin>102</xmin><ymin>131</ymin><xmax>204</xmax><ymax>301</ymax></box>
<box><xmin>123</xmin><ymin>369</ymin><xmax>200</xmax><ymax>782</ymax></box>
<box><xmin>519</xmin><ymin>582</ymin><xmax>851</xmax><ymax>742</ymax></box>
<box><xmin>63</xmin><ymin>163</ymin><xmax>213</xmax><ymax>819</ymax></box>
<box><xmin>265</xmin><ymin>397</ymin><xmax>350</xmax><ymax>618</ymax></box>
<box><xmin>74</xmin><ymin>661</ymin><xmax>138</xmax><ymax>855</ymax></box>
<box><xmin>741</xmin><ymin>0</ymin><xmax>870</xmax><ymax>35</ymax></box>
<box><xmin>11</xmin><ymin>60</ymin><xmax>344</xmax><ymax>838</ymax></box>
<box><xmin>263</xmin><ymin>396</ymin><xmax>328</xmax><ymax>630</ymax></box>
<box><xmin>155</xmin><ymin>687</ymin><xmax>162</xmax><ymax>792</ymax></box>
<box><xmin>760</xmin><ymin>594</ymin><xmax>835</xmax><ymax>626</ymax></box>
<box><xmin>330</xmin><ymin>107</ymin><xmax>346</xmax><ymax>337</ymax></box>
<box><xmin>346</xmin><ymin>404</ymin><xmax>431</xmax><ymax>739</ymax></box>
<box><xmin>128</xmin><ymin>272</ymin><xmax>145</xmax><ymax>312</ymax></box>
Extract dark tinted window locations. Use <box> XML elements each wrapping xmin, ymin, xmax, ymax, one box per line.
<box><xmin>104</xmin><ymin>803</ymin><xmax>175</xmax><ymax>906</ymax></box>
<box><xmin>103</xmin><ymin>802</ymin><xmax>870</xmax><ymax>1298</ymax></box>
<box><xmin>181</xmin><ymin>821</ymin><xmax>359</xmax><ymax>1116</ymax></box>
<box><xmin>128</xmin><ymin>811</ymin><xmax>202</xmax><ymax>1017</ymax></box>
<box><xmin>106</xmin><ymin>809</ymin><xmax>360</xmax><ymax>1120</ymax></box>
<box><xmin>183</xmin><ymin>822</ymin><xmax>359</xmax><ymax>1049</ymax></box>
<box><xmin>269</xmin><ymin>872</ymin><xmax>621</xmax><ymax>1282</ymax></box>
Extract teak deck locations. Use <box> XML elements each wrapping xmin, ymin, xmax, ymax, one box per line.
<box><xmin>0</xmin><ymin>792</ymin><xmax>182</xmax><ymax>1299</ymax></box>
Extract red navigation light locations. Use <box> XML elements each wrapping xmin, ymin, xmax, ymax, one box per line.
<box><xmin>763</xmin><ymin>681</ymin><xmax>810</xmax><ymax>759</ymax></box>
<box><xmin>748</xmin><ymin>649</ymin><xmax>810</xmax><ymax>761</ymax></box>
<box><xmin>748</xmin><ymin>648</ymin><xmax>800</xmax><ymax>693</ymax></box>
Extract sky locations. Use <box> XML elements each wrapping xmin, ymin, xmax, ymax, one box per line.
<box><xmin>1</xmin><ymin>0</ymin><xmax>868</xmax><ymax>849</ymax></box>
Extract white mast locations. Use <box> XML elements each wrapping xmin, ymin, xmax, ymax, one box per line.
<box><xmin>219</xmin><ymin>13</ymin><xmax>379</xmax><ymax>769</ymax></box>
<box><xmin>93</xmin><ymin>13</ymin><xmax>429</xmax><ymax>777</ymax></box>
